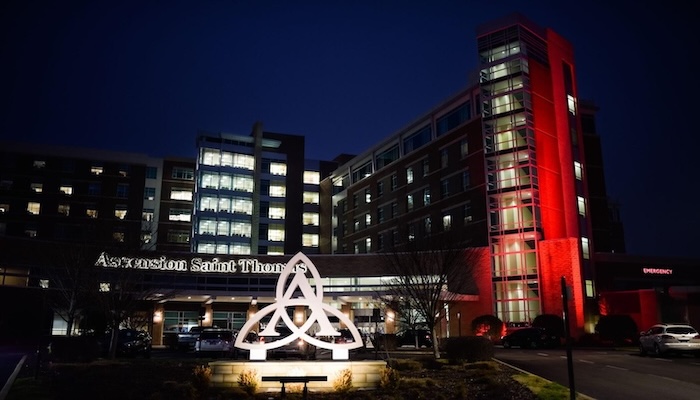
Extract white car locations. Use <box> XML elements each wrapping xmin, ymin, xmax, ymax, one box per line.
<box><xmin>194</xmin><ymin>328</ymin><xmax>234</xmax><ymax>357</ymax></box>
<box><xmin>639</xmin><ymin>323</ymin><xmax>700</xmax><ymax>356</ymax></box>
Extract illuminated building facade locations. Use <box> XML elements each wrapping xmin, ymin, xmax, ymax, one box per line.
<box><xmin>323</xmin><ymin>13</ymin><xmax>621</xmax><ymax>334</ymax></box>
<box><xmin>191</xmin><ymin>123</ymin><xmax>337</xmax><ymax>256</ymax></box>
<box><xmin>2</xmin><ymin>13</ymin><xmax>699</xmax><ymax>344</ymax></box>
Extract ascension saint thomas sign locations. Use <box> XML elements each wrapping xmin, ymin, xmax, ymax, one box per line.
<box><xmin>234</xmin><ymin>252</ymin><xmax>364</xmax><ymax>360</ymax></box>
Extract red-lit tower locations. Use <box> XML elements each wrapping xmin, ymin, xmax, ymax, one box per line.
<box><xmin>477</xmin><ymin>14</ymin><xmax>593</xmax><ymax>334</ymax></box>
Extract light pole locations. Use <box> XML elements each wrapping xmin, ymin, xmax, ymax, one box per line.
<box><xmin>456</xmin><ymin>312</ymin><xmax>461</xmax><ymax>337</ymax></box>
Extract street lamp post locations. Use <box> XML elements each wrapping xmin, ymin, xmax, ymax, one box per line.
<box><xmin>456</xmin><ymin>312</ymin><xmax>461</xmax><ymax>337</ymax></box>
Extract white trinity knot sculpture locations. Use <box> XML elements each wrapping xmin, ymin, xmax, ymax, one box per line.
<box><xmin>234</xmin><ymin>252</ymin><xmax>364</xmax><ymax>360</ymax></box>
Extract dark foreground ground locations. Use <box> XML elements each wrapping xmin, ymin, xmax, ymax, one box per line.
<box><xmin>6</xmin><ymin>353</ymin><xmax>539</xmax><ymax>400</ymax></box>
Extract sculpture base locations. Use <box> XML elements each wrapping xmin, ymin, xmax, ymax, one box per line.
<box><xmin>209</xmin><ymin>360</ymin><xmax>387</xmax><ymax>392</ymax></box>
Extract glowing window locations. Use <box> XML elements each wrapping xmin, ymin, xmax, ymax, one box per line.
<box><xmin>270</xmin><ymin>162</ymin><xmax>287</xmax><ymax>176</ymax></box>
<box><xmin>221</xmin><ymin>152</ymin><xmax>233</xmax><ymax>167</ymax></box>
<box><xmin>115</xmin><ymin>206</ymin><xmax>128</xmax><ymax>220</ymax></box>
<box><xmin>577</xmin><ymin>196</ymin><xmax>586</xmax><ymax>216</ymax></box>
<box><xmin>99</xmin><ymin>283</ymin><xmax>110</xmax><ymax>292</ymax></box>
<box><xmin>585</xmin><ymin>280</ymin><xmax>595</xmax><ymax>298</ymax></box>
<box><xmin>268</xmin><ymin>246</ymin><xmax>284</xmax><ymax>255</ymax></box>
<box><xmin>406</xmin><ymin>167</ymin><xmax>414</xmax><ymax>184</ymax></box>
<box><xmin>169</xmin><ymin>208</ymin><xmax>191</xmax><ymax>222</ymax></box>
<box><xmin>198</xmin><ymin>219</ymin><xmax>216</xmax><ymax>235</ymax></box>
<box><xmin>581</xmin><ymin>237</ymin><xmax>590</xmax><ymax>259</ymax></box>
<box><xmin>233</xmin><ymin>175</ymin><xmax>254</xmax><ymax>192</ymax></box>
<box><xmin>303</xmin><ymin>192</ymin><xmax>319</xmax><ymax>204</ymax></box>
<box><xmin>91</xmin><ymin>166</ymin><xmax>103</xmax><ymax>175</ymax></box>
<box><xmin>365</xmin><ymin>237</ymin><xmax>371</xmax><ymax>252</ymax></box>
<box><xmin>31</xmin><ymin>183</ymin><xmax>43</xmax><ymax>193</ymax></box>
<box><xmin>201</xmin><ymin>149</ymin><xmax>220</xmax><ymax>166</ymax></box>
<box><xmin>574</xmin><ymin>161</ymin><xmax>583</xmax><ymax>180</ymax></box>
<box><xmin>233</xmin><ymin>154</ymin><xmax>254</xmax><ymax>170</ymax></box>
<box><xmin>232</xmin><ymin>243</ymin><xmax>251</xmax><ymax>255</ymax></box>
<box><xmin>268</xmin><ymin>225</ymin><xmax>285</xmax><ymax>241</ymax></box>
<box><xmin>303</xmin><ymin>212</ymin><xmax>319</xmax><ymax>226</ymax></box>
<box><xmin>59</xmin><ymin>185</ymin><xmax>73</xmax><ymax>195</ymax></box>
<box><xmin>170</xmin><ymin>189</ymin><xmax>193</xmax><ymax>201</ymax></box>
<box><xmin>269</xmin><ymin>204</ymin><xmax>286</xmax><ymax>219</ymax></box>
<box><xmin>27</xmin><ymin>202</ymin><xmax>41</xmax><ymax>215</ymax></box>
<box><xmin>232</xmin><ymin>197</ymin><xmax>253</xmax><ymax>215</ymax></box>
<box><xmin>142</xmin><ymin>209</ymin><xmax>154</xmax><ymax>221</ymax></box>
<box><xmin>231</xmin><ymin>221</ymin><xmax>251</xmax><ymax>237</ymax></box>
<box><xmin>303</xmin><ymin>234</ymin><xmax>319</xmax><ymax>247</ymax></box>
<box><xmin>201</xmin><ymin>172</ymin><xmax>219</xmax><ymax>189</ymax></box>
<box><xmin>365</xmin><ymin>213</ymin><xmax>371</xmax><ymax>226</ymax></box>
<box><xmin>270</xmin><ymin>183</ymin><xmax>286</xmax><ymax>197</ymax></box>
<box><xmin>442</xmin><ymin>215</ymin><xmax>452</xmax><ymax>231</ymax></box>
<box><xmin>304</xmin><ymin>171</ymin><xmax>320</xmax><ymax>184</ymax></box>
<box><xmin>567</xmin><ymin>95</ymin><xmax>577</xmax><ymax>115</ymax></box>
<box><xmin>86</xmin><ymin>208</ymin><xmax>98</xmax><ymax>218</ymax></box>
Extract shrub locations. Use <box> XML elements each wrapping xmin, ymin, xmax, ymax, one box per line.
<box><xmin>333</xmin><ymin>368</ymin><xmax>353</xmax><ymax>393</ymax></box>
<box><xmin>386</xmin><ymin>358</ymin><xmax>422</xmax><ymax>371</ymax></box>
<box><xmin>470</xmin><ymin>315</ymin><xmax>504</xmax><ymax>341</ymax></box>
<box><xmin>378</xmin><ymin>366</ymin><xmax>400</xmax><ymax>390</ymax></box>
<box><xmin>444</xmin><ymin>336</ymin><xmax>494</xmax><ymax>362</ymax></box>
<box><xmin>48</xmin><ymin>336</ymin><xmax>100</xmax><ymax>362</ymax></box>
<box><xmin>416</xmin><ymin>356</ymin><xmax>443</xmax><ymax>370</ymax></box>
<box><xmin>595</xmin><ymin>314</ymin><xmax>638</xmax><ymax>345</ymax></box>
<box><xmin>532</xmin><ymin>314</ymin><xmax>565</xmax><ymax>338</ymax></box>
<box><xmin>154</xmin><ymin>381</ymin><xmax>197</xmax><ymax>400</ymax></box>
<box><xmin>237</xmin><ymin>368</ymin><xmax>259</xmax><ymax>395</ymax></box>
<box><xmin>191</xmin><ymin>364</ymin><xmax>211</xmax><ymax>393</ymax></box>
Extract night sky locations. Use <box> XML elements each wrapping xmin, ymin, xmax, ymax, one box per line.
<box><xmin>1</xmin><ymin>1</ymin><xmax>696</xmax><ymax>260</ymax></box>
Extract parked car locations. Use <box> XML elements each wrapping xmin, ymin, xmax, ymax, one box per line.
<box><xmin>500</xmin><ymin>327</ymin><xmax>559</xmax><ymax>349</ymax></box>
<box><xmin>639</xmin><ymin>323</ymin><xmax>700</xmax><ymax>356</ymax></box>
<box><xmin>102</xmin><ymin>329</ymin><xmax>152</xmax><ymax>358</ymax></box>
<box><xmin>232</xmin><ymin>330</ymin><xmax>259</xmax><ymax>359</ymax></box>
<box><xmin>397</xmin><ymin>329</ymin><xmax>433</xmax><ymax>348</ymax></box>
<box><xmin>165</xmin><ymin>325</ymin><xmax>208</xmax><ymax>351</ymax></box>
<box><xmin>195</xmin><ymin>328</ymin><xmax>235</xmax><ymax>357</ymax></box>
<box><xmin>258</xmin><ymin>325</ymin><xmax>316</xmax><ymax>359</ymax></box>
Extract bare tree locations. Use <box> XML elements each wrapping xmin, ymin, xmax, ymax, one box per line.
<box><xmin>87</xmin><ymin>263</ymin><xmax>176</xmax><ymax>359</ymax></box>
<box><xmin>380</xmin><ymin>234</ymin><xmax>479</xmax><ymax>359</ymax></box>
<box><xmin>36</xmin><ymin>241</ymin><xmax>102</xmax><ymax>337</ymax></box>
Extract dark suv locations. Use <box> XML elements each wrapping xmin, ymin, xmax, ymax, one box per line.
<box><xmin>501</xmin><ymin>327</ymin><xmax>559</xmax><ymax>349</ymax></box>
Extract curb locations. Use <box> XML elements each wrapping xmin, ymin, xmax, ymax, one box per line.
<box><xmin>492</xmin><ymin>357</ymin><xmax>596</xmax><ymax>400</ymax></box>
<box><xmin>0</xmin><ymin>354</ymin><xmax>27</xmax><ymax>400</ymax></box>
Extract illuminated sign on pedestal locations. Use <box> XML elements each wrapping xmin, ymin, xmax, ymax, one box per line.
<box><xmin>234</xmin><ymin>252</ymin><xmax>363</xmax><ymax>360</ymax></box>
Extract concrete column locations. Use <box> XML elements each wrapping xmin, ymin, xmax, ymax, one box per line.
<box><xmin>340</xmin><ymin>304</ymin><xmax>353</xmax><ymax>328</ymax></box>
<box><xmin>248</xmin><ymin>303</ymin><xmax>259</xmax><ymax>332</ymax></box>
<box><xmin>294</xmin><ymin>306</ymin><xmax>307</xmax><ymax>327</ymax></box>
<box><xmin>385</xmin><ymin>307</ymin><xmax>396</xmax><ymax>334</ymax></box>
<box><xmin>152</xmin><ymin>304</ymin><xmax>165</xmax><ymax>345</ymax></box>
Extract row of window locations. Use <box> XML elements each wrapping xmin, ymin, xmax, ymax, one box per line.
<box><xmin>28</xmin><ymin>159</ymin><xmax>134</xmax><ymax>178</ymax></box>
<box><xmin>15</xmin><ymin>201</ymin><xmax>135</xmax><ymax>220</ymax></box>
<box><xmin>341</xmin><ymin>201</ymin><xmax>474</xmax><ymax>246</ymax></box>
<box><xmin>1</xmin><ymin>181</ymin><xmax>130</xmax><ymax>198</ymax></box>
<box><xmin>341</xmin><ymin>170</ymin><xmax>472</xmax><ymax>219</ymax></box>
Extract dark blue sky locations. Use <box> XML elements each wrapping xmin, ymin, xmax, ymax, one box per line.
<box><xmin>1</xmin><ymin>1</ymin><xmax>696</xmax><ymax>260</ymax></box>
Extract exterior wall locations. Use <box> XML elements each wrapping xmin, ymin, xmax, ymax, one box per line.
<box><xmin>538</xmin><ymin>238</ymin><xmax>585</xmax><ymax>336</ymax></box>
